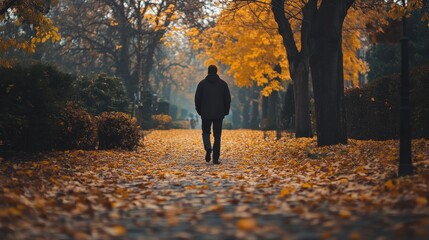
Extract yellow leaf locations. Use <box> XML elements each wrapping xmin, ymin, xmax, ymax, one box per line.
<box><xmin>104</xmin><ymin>225</ymin><xmax>127</xmax><ymax>236</ymax></box>
<box><xmin>278</xmin><ymin>188</ymin><xmax>291</xmax><ymax>198</ymax></box>
<box><xmin>339</xmin><ymin>210</ymin><xmax>352</xmax><ymax>219</ymax></box>
<box><xmin>384</xmin><ymin>180</ymin><xmax>395</xmax><ymax>191</ymax></box>
<box><xmin>237</xmin><ymin>218</ymin><xmax>257</xmax><ymax>231</ymax></box>
<box><xmin>301</xmin><ymin>183</ymin><xmax>312</xmax><ymax>189</ymax></box>
<box><xmin>339</xmin><ymin>178</ymin><xmax>349</xmax><ymax>184</ymax></box>
<box><xmin>207</xmin><ymin>205</ymin><xmax>224</xmax><ymax>212</ymax></box>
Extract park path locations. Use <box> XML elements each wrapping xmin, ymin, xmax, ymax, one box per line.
<box><xmin>1</xmin><ymin>130</ymin><xmax>429</xmax><ymax>239</ymax></box>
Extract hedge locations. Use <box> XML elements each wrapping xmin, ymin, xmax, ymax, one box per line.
<box><xmin>345</xmin><ymin>64</ymin><xmax>429</xmax><ymax>140</ymax></box>
<box><xmin>97</xmin><ymin>112</ymin><xmax>140</xmax><ymax>150</ymax></box>
<box><xmin>0</xmin><ymin>64</ymin><xmax>73</xmax><ymax>151</ymax></box>
<box><xmin>56</xmin><ymin>103</ymin><xmax>98</xmax><ymax>150</ymax></box>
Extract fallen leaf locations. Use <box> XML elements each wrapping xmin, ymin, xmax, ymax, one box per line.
<box><xmin>339</xmin><ymin>210</ymin><xmax>352</xmax><ymax>219</ymax></box>
<box><xmin>237</xmin><ymin>218</ymin><xmax>257</xmax><ymax>231</ymax></box>
<box><xmin>103</xmin><ymin>225</ymin><xmax>127</xmax><ymax>236</ymax></box>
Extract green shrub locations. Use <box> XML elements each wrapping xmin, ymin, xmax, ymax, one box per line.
<box><xmin>73</xmin><ymin>74</ymin><xmax>130</xmax><ymax>115</ymax></box>
<box><xmin>0</xmin><ymin>63</ymin><xmax>73</xmax><ymax>151</ymax></box>
<box><xmin>56</xmin><ymin>103</ymin><xmax>98</xmax><ymax>150</ymax></box>
<box><xmin>97</xmin><ymin>112</ymin><xmax>140</xmax><ymax>150</ymax></box>
<box><xmin>345</xmin><ymin>64</ymin><xmax>429</xmax><ymax>140</ymax></box>
<box><xmin>152</xmin><ymin>114</ymin><xmax>172</xmax><ymax>129</ymax></box>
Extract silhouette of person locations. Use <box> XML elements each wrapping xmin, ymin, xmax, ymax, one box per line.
<box><xmin>190</xmin><ymin>114</ymin><xmax>197</xmax><ymax>129</ymax></box>
<box><xmin>195</xmin><ymin>65</ymin><xmax>231</xmax><ymax>164</ymax></box>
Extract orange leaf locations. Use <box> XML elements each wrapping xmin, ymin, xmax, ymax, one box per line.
<box><xmin>278</xmin><ymin>188</ymin><xmax>291</xmax><ymax>198</ymax></box>
<box><xmin>339</xmin><ymin>210</ymin><xmax>352</xmax><ymax>219</ymax></box>
<box><xmin>384</xmin><ymin>180</ymin><xmax>395</xmax><ymax>191</ymax></box>
<box><xmin>237</xmin><ymin>218</ymin><xmax>257</xmax><ymax>231</ymax></box>
<box><xmin>104</xmin><ymin>225</ymin><xmax>127</xmax><ymax>236</ymax></box>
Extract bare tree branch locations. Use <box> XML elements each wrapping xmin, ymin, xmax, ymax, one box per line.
<box><xmin>271</xmin><ymin>0</ymin><xmax>299</xmax><ymax>62</ymax></box>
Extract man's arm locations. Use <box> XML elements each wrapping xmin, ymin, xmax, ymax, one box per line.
<box><xmin>224</xmin><ymin>83</ymin><xmax>231</xmax><ymax>115</ymax></box>
<box><xmin>195</xmin><ymin>82</ymin><xmax>202</xmax><ymax>116</ymax></box>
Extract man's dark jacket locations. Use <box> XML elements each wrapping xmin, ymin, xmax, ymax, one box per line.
<box><xmin>195</xmin><ymin>74</ymin><xmax>231</xmax><ymax>119</ymax></box>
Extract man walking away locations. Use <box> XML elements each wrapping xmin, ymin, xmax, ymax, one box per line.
<box><xmin>195</xmin><ymin>65</ymin><xmax>231</xmax><ymax>164</ymax></box>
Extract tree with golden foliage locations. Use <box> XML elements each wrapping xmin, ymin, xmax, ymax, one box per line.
<box><xmin>193</xmin><ymin>0</ymin><xmax>369</xmax><ymax>138</ymax></box>
<box><xmin>0</xmin><ymin>0</ymin><xmax>60</xmax><ymax>67</ymax></box>
<box><xmin>195</xmin><ymin>4</ymin><xmax>290</xmax><ymax>97</ymax></box>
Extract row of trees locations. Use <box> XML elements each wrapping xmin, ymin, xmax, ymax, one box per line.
<box><xmin>1</xmin><ymin>0</ymin><xmax>428</xmax><ymax>146</ymax></box>
<box><xmin>194</xmin><ymin>0</ymin><xmax>428</xmax><ymax>146</ymax></box>
<box><xmin>194</xmin><ymin>0</ymin><xmax>370</xmax><ymax>144</ymax></box>
<box><xmin>1</xmin><ymin>0</ymin><xmax>219</xmax><ymax>122</ymax></box>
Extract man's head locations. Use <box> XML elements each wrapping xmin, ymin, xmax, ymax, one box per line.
<box><xmin>208</xmin><ymin>65</ymin><xmax>217</xmax><ymax>74</ymax></box>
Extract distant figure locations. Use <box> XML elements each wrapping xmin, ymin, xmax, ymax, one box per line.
<box><xmin>195</xmin><ymin>65</ymin><xmax>231</xmax><ymax>164</ymax></box>
<box><xmin>190</xmin><ymin>115</ymin><xmax>197</xmax><ymax>129</ymax></box>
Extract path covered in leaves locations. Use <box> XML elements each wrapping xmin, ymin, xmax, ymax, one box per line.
<box><xmin>1</xmin><ymin>130</ymin><xmax>429</xmax><ymax>239</ymax></box>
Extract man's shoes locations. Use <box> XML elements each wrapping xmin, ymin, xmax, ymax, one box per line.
<box><xmin>205</xmin><ymin>149</ymin><xmax>212</xmax><ymax>162</ymax></box>
<box><xmin>213</xmin><ymin>159</ymin><xmax>220</xmax><ymax>164</ymax></box>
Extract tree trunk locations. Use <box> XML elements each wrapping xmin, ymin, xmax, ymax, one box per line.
<box><xmin>142</xmin><ymin>41</ymin><xmax>156</xmax><ymax>91</ymax></box>
<box><xmin>268</xmin><ymin>91</ymin><xmax>278</xmax><ymax>130</ymax></box>
<box><xmin>117</xmin><ymin>33</ymin><xmax>136</xmax><ymax>99</ymax></box>
<box><xmin>239</xmin><ymin>88</ymin><xmax>250</xmax><ymax>128</ymax></box>
<box><xmin>292</xmin><ymin>62</ymin><xmax>313</xmax><ymax>137</ymax></box>
<box><xmin>271</xmin><ymin>0</ymin><xmax>313</xmax><ymax>138</ymax></box>
<box><xmin>250</xmin><ymin>84</ymin><xmax>260</xmax><ymax>129</ymax></box>
<box><xmin>114</xmin><ymin>3</ymin><xmax>137</xmax><ymax>100</ymax></box>
<box><xmin>251</xmin><ymin>99</ymin><xmax>260</xmax><ymax>130</ymax></box>
<box><xmin>309</xmin><ymin>0</ymin><xmax>352</xmax><ymax>146</ymax></box>
<box><xmin>282</xmin><ymin>83</ymin><xmax>295</xmax><ymax>130</ymax></box>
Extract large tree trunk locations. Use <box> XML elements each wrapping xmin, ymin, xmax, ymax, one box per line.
<box><xmin>292</xmin><ymin>62</ymin><xmax>313</xmax><ymax>137</ymax></box>
<box><xmin>271</xmin><ymin>0</ymin><xmax>313</xmax><ymax>138</ymax></box>
<box><xmin>114</xmin><ymin>1</ymin><xmax>136</xmax><ymax>100</ymax></box>
<box><xmin>117</xmin><ymin>32</ymin><xmax>136</xmax><ymax>99</ymax></box>
<box><xmin>309</xmin><ymin>0</ymin><xmax>354</xmax><ymax>146</ymax></box>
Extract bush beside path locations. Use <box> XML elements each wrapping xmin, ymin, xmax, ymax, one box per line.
<box><xmin>1</xmin><ymin>130</ymin><xmax>429</xmax><ymax>239</ymax></box>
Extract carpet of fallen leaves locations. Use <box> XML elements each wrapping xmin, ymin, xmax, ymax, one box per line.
<box><xmin>1</xmin><ymin>130</ymin><xmax>429</xmax><ymax>239</ymax></box>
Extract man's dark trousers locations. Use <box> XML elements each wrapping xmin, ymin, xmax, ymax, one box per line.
<box><xmin>202</xmin><ymin>119</ymin><xmax>223</xmax><ymax>160</ymax></box>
